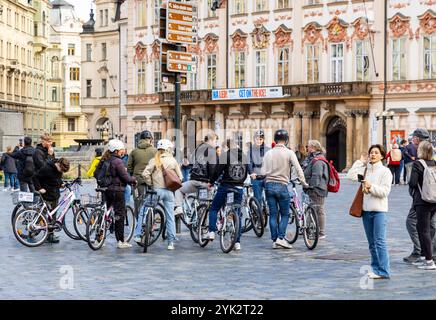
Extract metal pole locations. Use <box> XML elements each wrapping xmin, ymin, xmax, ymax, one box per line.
<box><xmin>382</xmin><ymin>0</ymin><xmax>388</xmax><ymax>150</ymax></box>
<box><xmin>174</xmin><ymin>64</ymin><xmax>182</xmax><ymax>234</ymax></box>
<box><xmin>225</xmin><ymin>2</ymin><xmax>229</xmax><ymax>89</ymax></box>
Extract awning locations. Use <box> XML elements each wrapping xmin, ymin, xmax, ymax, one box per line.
<box><xmin>415</xmin><ymin>107</ymin><xmax>436</xmax><ymax>114</ymax></box>
<box><xmin>388</xmin><ymin>108</ymin><xmax>409</xmax><ymax>113</ymax></box>
<box><xmin>132</xmin><ymin>116</ymin><xmax>147</xmax><ymax>121</ymax></box>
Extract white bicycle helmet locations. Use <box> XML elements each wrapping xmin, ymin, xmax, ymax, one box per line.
<box><xmin>108</xmin><ymin>139</ymin><xmax>125</xmax><ymax>152</ymax></box>
<box><xmin>157</xmin><ymin>139</ymin><xmax>173</xmax><ymax>151</ymax></box>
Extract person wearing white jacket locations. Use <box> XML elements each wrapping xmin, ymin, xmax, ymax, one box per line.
<box><xmin>347</xmin><ymin>144</ymin><xmax>393</xmax><ymax>279</ymax></box>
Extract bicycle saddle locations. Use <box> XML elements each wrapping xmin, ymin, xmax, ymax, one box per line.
<box><xmin>95</xmin><ymin>188</ymin><xmax>108</xmax><ymax>193</ymax></box>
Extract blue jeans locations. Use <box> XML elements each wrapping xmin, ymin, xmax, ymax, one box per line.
<box><xmin>208</xmin><ymin>184</ymin><xmax>243</xmax><ymax>243</ymax></box>
<box><xmin>265</xmin><ymin>182</ymin><xmax>291</xmax><ymax>241</ymax></box>
<box><xmin>181</xmin><ymin>167</ymin><xmax>191</xmax><ymax>183</ymax></box>
<box><xmin>251</xmin><ymin>178</ymin><xmax>265</xmax><ymax>209</ymax></box>
<box><xmin>362</xmin><ymin>211</ymin><xmax>390</xmax><ymax>278</ymax></box>
<box><xmin>124</xmin><ymin>185</ymin><xmax>132</xmax><ymax>204</ymax></box>
<box><xmin>4</xmin><ymin>172</ymin><xmax>18</xmax><ymax>189</ymax></box>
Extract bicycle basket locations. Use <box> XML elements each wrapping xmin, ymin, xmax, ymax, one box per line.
<box><xmin>11</xmin><ymin>191</ymin><xmax>34</xmax><ymax>205</ymax></box>
<box><xmin>143</xmin><ymin>193</ymin><xmax>160</xmax><ymax>207</ymax></box>
<box><xmin>197</xmin><ymin>188</ymin><xmax>211</xmax><ymax>201</ymax></box>
<box><xmin>80</xmin><ymin>193</ymin><xmax>102</xmax><ymax>206</ymax></box>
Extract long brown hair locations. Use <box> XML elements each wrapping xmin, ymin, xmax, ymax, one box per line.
<box><xmin>101</xmin><ymin>150</ymin><xmax>111</xmax><ymax>161</ymax></box>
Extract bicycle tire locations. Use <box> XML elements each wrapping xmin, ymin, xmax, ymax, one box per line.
<box><xmin>13</xmin><ymin>209</ymin><xmax>49</xmax><ymax>247</ymax></box>
<box><xmin>86</xmin><ymin>209</ymin><xmax>107</xmax><ymax>251</ymax></box>
<box><xmin>189</xmin><ymin>203</ymin><xmax>206</xmax><ymax>244</ymax></box>
<box><xmin>63</xmin><ymin>206</ymin><xmax>81</xmax><ymax>241</ymax></box>
<box><xmin>303</xmin><ymin>206</ymin><xmax>319</xmax><ymax>250</ymax></box>
<box><xmin>142</xmin><ymin>208</ymin><xmax>153</xmax><ymax>253</ymax></box>
<box><xmin>248</xmin><ymin>198</ymin><xmax>264</xmax><ymax>238</ymax></box>
<box><xmin>220</xmin><ymin>210</ymin><xmax>239</xmax><ymax>254</ymax></box>
<box><xmin>240</xmin><ymin>205</ymin><xmax>253</xmax><ymax>234</ymax></box>
<box><xmin>285</xmin><ymin>204</ymin><xmax>299</xmax><ymax>244</ymax></box>
<box><xmin>158</xmin><ymin>203</ymin><xmax>167</xmax><ymax>240</ymax></box>
<box><xmin>197</xmin><ymin>206</ymin><xmax>210</xmax><ymax>248</ymax></box>
<box><xmin>124</xmin><ymin>205</ymin><xmax>136</xmax><ymax>242</ymax></box>
<box><xmin>11</xmin><ymin>203</ymin><xmax>24</xmax><ymax>226</ymax></box>
<box><xmin>73</xmin><ymin>207</ymin><xmax>89</xmax><ymax>241</ymax></box>
<box><xmin>149</xmin><ymin>208</ymin><xmax>164</xmax><ymax>246</ymax></box>
<box><xmin>261</xmin><ymin>205</ymin><xmax>268</xmax><ymax>228</ymax></box>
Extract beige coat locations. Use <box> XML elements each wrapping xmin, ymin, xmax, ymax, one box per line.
<box><xmin>142</xmin><ymin>151</ymin><xmax>183</xmax><ymax>189</ymax></box>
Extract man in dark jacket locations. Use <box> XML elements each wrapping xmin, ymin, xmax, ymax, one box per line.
<box><xmin>174</xmin><ymin>132</ymin><xmax>219</xmax><ymax>215</ymax></box>
<box><xmin>127</xmin><ymin>130</ymin><xmax>157</xmax><ymax>217</ymax></box>
<box><xmin>33</xmin><ymin>133</ymin><xmax>56</xmax><ymax>173</ymax></box>
<box><xmin>12</xmin><ymin>137</ymin><xmax>36</xmax><ymax>192</ymax></box>
<box><xmin>1</xmin><ymin>147</ymin><xmax>19</xmax><ymax>191</ymax></box>
<box><xmin>203</xmin><ymin>139</ymin><xmax>249</xmax><ymax>251</ymax></box>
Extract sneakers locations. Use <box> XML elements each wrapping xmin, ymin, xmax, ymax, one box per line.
<box><xmin>319</xmin><ymin>235</ymin><xmax>326</xmax><ymax>240</ymax></box>
<box><xmin>272</xmin><ymin>242</ymin><xmax>279</xmax><ymax>249</ymax></box>
<box><xmin>167</xmin><ymin>242</ymin><xmax>175</xmax><ymax>250</ymax></box>
<box><xmin>412</xmin><ymin>257</ymin><xmax>426</xmax><ymax>266</ymax></box>
<box><xmin>275</xmin><ymin>238</ymin><xmax>293</xmax><ymax>249</ymax></box>
<box><xmin>403</xmin><ymin>254</ymin><xmax>421</xmax><ymax>263</ymax></box>
<box><xmin>174</xmin><ymin>207</ymin><xmax>183</xmax><ymax>217</ymax></box>
<box><xmin>234</xmin><ymin>243</ymin><xmax>241</xmax><ymax>251</ymax></box>
<box><xmin>204</xmin><ymin>231</ymin><xmax>215</xmax><ymax>240</ymax></box>
<box><xmin>417</xmin><ymin>261</ymin><xmax>436</xmax><ymax>270</ymax></box>
<box><xmin>117</xmin><ymin>241</ymin><xmax>132</xmax><ymax>249</ymax></box>
<box><xmin>133</xmin><ymin>236</ymin><xmax>141</xmax><ymax>243</ymax></box>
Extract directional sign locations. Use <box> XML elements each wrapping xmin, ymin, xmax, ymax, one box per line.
<box><xmin>167</xmin><ymin>33</ymin><xmax>197</xmax><ymax>44</ymax></box>
<box><xmin>168</xmin><ymin>22</ymin><xmax>196</xmax><ymax>34</ymax></box>
<box><xmin>166</xmin><ymin>1</ymin><xmax>197</xmax><ymax>45</ymax></box>
<box><xmin>168</xmin><ymin>51</ymin><xmax>196</xmax><ymax>63</ymax></box>
<box><xmin>167</xmin><ymin>51</ymin><xmax>197</xmax><ymax>73</ymax></box>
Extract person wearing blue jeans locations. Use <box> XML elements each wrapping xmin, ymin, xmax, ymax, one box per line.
<box><xmin>265</xmin><ymin>182</ymin><xmax>291</xmax><ymax>241</ymax></box>
<box><xmin>362</xmin><ymin>211</ymin><xmax>390</xmax><ymax>278</ymax></box>
<box><xmin>1</xmin><ymin>146</ymin><xmax>19</xmax><ymax>191</ymax></box>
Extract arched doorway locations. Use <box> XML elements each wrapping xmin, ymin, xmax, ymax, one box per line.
<box><xmin>326</xmin><ymin>116</ymin><xmax>346</xmax><ymax>172</ymax></box>
<box><xmin>95</xmin><ymin>117</ymin><xmax>114</xmax><ymax>140</ymax></box>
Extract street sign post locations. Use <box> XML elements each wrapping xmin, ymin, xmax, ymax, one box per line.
<box><xmin>166</xmin><ymin>1</ymin><xmax>198</xmax><ymax>45</ymax></box>
<box><xmin>167</xmin><ymin>51</ymin><xmax>197</xmax><ymax>73</ymax></box>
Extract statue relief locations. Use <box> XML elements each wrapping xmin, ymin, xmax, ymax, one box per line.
<box><xmin>389</xmin><ymin>13</ymin><xmax>413</xmax><ymax>39</ymax></box>
<box><xmin>203</xmin><ymin>34</ymin><xmax>219</xmax><ymax>54</ymax></box>
<box><xmin>326</xmin><ymin>17</ymin><xmax>348</xmax><ymax>43</ymax></box>
<box><xmin>274</xmin><ymin>25</ymin><xmax>293</xmax><ymax>49</ymax></box>
<box><xmin>133</xmin><ymin>42</ymin><xmax>147</xmax><ymax>65</ymax></box>
<box><xmin>150</xmin><ymin>41</ymin><xmax>160</xmax><ymax>61</ymax></box>
<box><xmin>302</xmin><ymin>22</ymin><xmax>323</xmax><ymax>45</ymax></box>
<box><xmin>352</xmin><ymin>18</ymin><xmax>370</xmax><ymax>41</ymax></box>
<box><xmin>251</xmin><ymin>26</ymin><xmax>270</xmax><ymax>49</ymax></box>
<box><xmin>417</xmin><ymin>10</ymin><xmax>436</xmax><ymax>37</ymax></box>
<box><xmin>231</xmin><ymin>30</ymin><xmax>248</xmax><ymax>51</ymax></box>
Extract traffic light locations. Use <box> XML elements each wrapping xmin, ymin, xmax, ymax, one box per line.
<box><xmin>159</xmin><ymin>8</ymin><xmax>166</xmax><ymax>39</ymax></box>
<box><xmin>160</xmin><ymin>42</ymin><xmax>187</xmax><ymax>85</ymax></box>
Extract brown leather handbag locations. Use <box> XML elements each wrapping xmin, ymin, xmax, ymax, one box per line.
<box><xmin>162</xmin><ymin>167</ymin><xmax>183</xmax><ymax>192</ymax></box>
<box><xmin>349</xmin><ymin>168</ymin><xmax>367</xmax><ymax>218</ymax></box>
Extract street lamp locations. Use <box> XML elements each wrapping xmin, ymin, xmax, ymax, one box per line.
<box><xmin>376</xmin><ymin>111</ymin><xmax>395</xmax><ymax>148</ymax></box>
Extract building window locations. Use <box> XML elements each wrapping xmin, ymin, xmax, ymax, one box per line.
<box><xmin>70</xmin><ymin>93</ymin><xmax>80</xmax><ymax>106</ymax></box>
<box><xmin>306</xmin><ymin>0</ymin><xmax>321</xmax><ymax>5</ymax></box>
<box><xmin>234</xmin><ymin>52</ymin><xmax>245</xmax><ymax>88</ymax></box>
<box><xmin>100</xmin><ymin>10</ymin><xmax>103</xmax><ymax>27</ymax></box>
<box><xmin>277</xmin><ymin>0</ymin><xmax>290</xmax><ymax>9</ymax></box>
<box><xmin>188</xmin><ymin>72</ymin><xmax>197</xmax><ymax>90</ymax></box>
<box><xmin>277</xmin><ymin>47</ymin><xmax>289</xmax><ymax>85</ymax></box>
<box><xmin>137</xmin><ymin>61</ymin><xmax>146</xmax><ymax>94</ymax></box>
<box><xmin>356</xmin><ymin>41</ymin><xmax>369</xmax><ymax>81</ymax></box>
<box><xmin>255</xmin><ymin>50</ymin><xmax>266</xmax><ymax>87</ymax></box>
<box><xmin>154</xmin><ymin>60</ymin><xmax>161</xmax><ymax>92</ymax></box>
<box><xmin>207</xmin><ymin>54</ymin><xmax>217</xmax><ymax>89</ymax></box>
<box><xmin>154</xmin><ymin>0</ymin><xmax>162</xmax><ymax>25</ymax></box>
<box><xmin>101</xmin><ymin>79</ymin><xmax>107</xmax><ymax>97</ymax></box>
<box><xmin>51</xmin><ymin>87</ymin><xmax>57</xmax><ymax>102</ymax></box>
<box><xmin>392</xmin><ymin>38</ymin><xmax>406</xmax><ymax>81</ymax></box>
<box><xmin>105</xmin><ymin>9</ymin><xmax>109</xmax><ymax>26</ymax></box>
<box><xmin>424</xmin><ymin>35</ymin><xmax>436</xmax><ymax>80</ymax></box>
<box><xmin>68</xmin><ymin>44</ymin><xmax>75</xmax><ymax>56</ymax></box>
<box><xmin>21</xmin><ymin>80</ymin><xmax>26</xmax><ymax>96</ymax></box>
<box><xmin>331</xmin><ymin>43</ymin><xmax>344</xmax><ymax>82</ymax></box>
<box><xmin>255</xmin><ymin>0</ymin><xmax>267</xmax><ymax>12</ymax></box>
<box><xmin>137</xmin><ymin>0</ymin><xmax>147</xmax><ymax>27</ymax></box>
<box><xmin>70</xmin><ymin>67</ymin><xmax>80</xmax><ymax>81</ymax></box>
<box><xmin>101</xmin><ymin>43</ymin><xmax>107</xmax><ymax>60</ymax></box>
<box><xmin>207</xmin><ymin>0</ymin><xmax>217</xmax><ymax>17</ymax></box>
<box><xmin>68</xmin><ymin>118</ymin><xmax>75</xmax><ymax>132</ymax></box>
<box><xmin>51</xmin><ymin>58</ymin><xmax>59</xmax><ymax>78</ymax></box>
<box><xmin>306</xmin><ymin>44</ymin><xmax>319</xmax><ymax>83</ymax></box>
<box><xmin>86</xmin><ymin>44</ymin><xmax>92</xmax><ymax>61</ymax></box>
<box><xmin>86</xmin><ymin>80</ymin><xmax>92</xmax><ymax>98</ymax></box>
<box><xmin>234</xmin><ymin>0</ymin><xmax>245</xmax><ymax>14</ymax></box>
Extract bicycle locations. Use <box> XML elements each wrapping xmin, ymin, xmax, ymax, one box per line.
<box><xmin>197</xmin><ymin>186</ymin><xmax>241</xmax><ymax>253</ymax></box>
<box><xmin>85</xmin><ymin>188</ymin><xmax>136</xmax><ymax>250</ymax></box>
<box><xmin>73</xmin><ymin>193</ymin><xmax>103</xmax><ymax>242</ymax></box>
<box><xmin>12</xmin><ymin>178</ymin><xmax>84</xmax><ymax>247</ymax></box>
<box><xmin>135</xmin><ymin>186</ymin><xmax>165</xmax><ymax>253</ymax></box>
<box><xmin>240</xmin><ymin>182</ymin><xmax>264</xmax><ymax>237</ymax></box>
<box><xmin>285</xmin><ymin>180</ymin><xmax>319</xmax><ymax>250</ymax></box>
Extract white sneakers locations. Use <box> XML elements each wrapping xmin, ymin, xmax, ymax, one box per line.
<box><xmin>319</xmin><ymin>235</ymin><xmax>326</xmax><ymax>240</ymax></box>
<box><xmin>117</xmin><ymin>241</ymin><xmax>132</xmax><ymax>249</ymax></box>
<box><xmin>167</xmin><ymin>242</ymin><xmax>175</xmax><ymax>250</ymax></box>
<box><xmin>234</xmin><ymin>243</ymin><xmax>241</xmax><ymax>251</ymax></box>
<box><xmin>204</xmin><ymin>231</ymin><xmax>215</xmax><ymax>240</ymax></box>
<box><xmin>412</xmin><ymin>257</ymin><xmax>426</xmax><ymax>266</ymax></box>
<box><xmin>274</xmin><ymin>238</ymin><xmax>293</xmax><ymax>249</ymax></box>
<box><xmin>417</xmin><ymin>261</ymin><xmax>436</xmax><ymax>270</ymax></box>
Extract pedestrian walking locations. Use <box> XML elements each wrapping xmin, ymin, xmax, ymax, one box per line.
<box><xmin>87</xmin><ymin>148</ymin><xmax>103</xmax><ymax>178</ymax></box>
<box><xmin>399</xmin><ymin>139</ymin><xmax>408</xmax><ymax>184</ymax></box>
<box><xmin>303</xmin><ymin>140</ymin><xmax>329</xmax><ymax>240</ymax></box>
<box><xmin>261</xmin><ymin>129</ymin><xmax>307</xmax><ymax>249</ymax></box>
<box><xmin>408</xmin><ymin>141</ymin><xmax>436</xmax><ymax>270</ymax></box>
<box><xmin>140</xmin><ymin>139</ymin><xmax>183</xmax><ymax>250</ymax></box>
<box><xmin>12</xmin><ymin>137</ymin><xmax>36</xmax><ymax>192</ymax></box>
<box><xmin>1</xmin><ymin>146</ymin><xmax>19</xmax><ymax>191</ymax></box>
<box><xmin>347</xmin><ymin>144</ymin><xmax>392</xmax><ymax>279</ymax></box>
<box><xmin>386</xmin><ymin>143</ymin><xmax>402</xmax><ymax>186</ymax></box>
<box><xmin>127</xmin><ymin>130</ymin><xmax>157</xmax><ymax>217</ymax></box>
<box><xmin>33</xmin><ymin>133</ymin><xmax>56</xmax><ymax>173</ymax></box>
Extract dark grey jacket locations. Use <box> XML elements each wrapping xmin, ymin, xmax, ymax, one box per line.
<box><xmin>0</xmin><ymin>153</ymin><xmax>18</xmax><ymax>173</ymax></box>
<box><xmin>248</xmin><ymin>143</ymin><xmax>270</xmax><ymax>175</ymax></box>
<box><xmin>304</xmin><ymin>152</ymin><xmax>329</xmax><ymax>197</ymax></box>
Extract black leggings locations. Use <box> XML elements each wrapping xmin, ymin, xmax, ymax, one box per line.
<box><xmin>106</xmin><ymin>190</ymin><xmax>126</xmax><ymax>243</ymax></box>
<box><xmin>416</xmin><ymin>205</ymin><xmax>436</xmax><ymax>260</ymax></box>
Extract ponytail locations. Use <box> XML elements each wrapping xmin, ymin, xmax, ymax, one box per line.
<box><xmin>154</xmin><ymin>149</ymin><xmax>164</xmax><ymax>168</ymax></box>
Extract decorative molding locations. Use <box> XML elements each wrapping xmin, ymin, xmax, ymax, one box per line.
<box><xmin>389</xmin><ymin>13</ymin><xmax>414</xmax><ymax>39</ymax></box>
<box><xmin>417</xmin><ymin>82</ymin><xmax>436</xmax><ymax>91</ymax></box>
<box><xmin>231</xmin><ymin>29</ymin><xmax>248</xmax><ymax>51</ymax></box>
<box><xmin>150</xmin><ymin>40</ymin><xmax>161</xmax><ymax>61</ymax></box>
<box><xmin>419</xmin><ymin>0</ymin><xmax>436</xmax><ymax>5</ymax></box>
<box><xmin>416</xmin><ymin>10</ymin><xmax>436</xmax><ymax>39</ymax></box>
<box><xmin>134</xmin><ymin>94</ymin><xmax>159</xmax><ymax>105</ymax></box>
<box><xmin>274</xmin><ymin>15</ymin><xmax>292</xmax><ymax>22</ymax></box>
<box><xmin>251</xmin><ymin>25</ymin><xmax>270</xmax><ymax>49</ymax></box>
<box><xmin>302</xmin><ymin>22</ymin><xmax>324</xmax><ymax>51</ymax></box>
<box><xmin>273</xmin><ymin>24</ymin><xmax>293</xmax><ymax>49</ymax></box>
<box><xmin>326</xmin><ymin>16</ymin><xmax>348</xmax><ymax>44</ymax></box>
<box><xmin>389</xmin><ymin>0</ymin><xmax>410</xmax><ymax>9</ymax></box>
<box><xmin>253</xmin><ymin>16</ymin><xmax>269</xmax><ymax>26</ymax></box>
<box><xmin>133</xmin><ymin>42</ymin><xmax>148</xmax><ymax>65</ymax></box>
<box><xmin>232</xmin><ymin>19</ymin><xmax>248</xmax><ymax>26</ymax></box>
<box><xmin>187</xmin><ymin>42</ymin><xmax>204</xmax><ymax>63</ymax></box>
<box><xmin>378</xmin><ymin>83</ymin><xmax>412</xmax><ymax>93</ymax></box>
<box><xmin>203</xmin><ymin>33</ymin><xmax>219</xmax><ymax>54</ymax></box>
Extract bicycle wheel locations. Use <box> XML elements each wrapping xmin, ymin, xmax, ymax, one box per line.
<box><xmin>149</xmin><ymin>208</ymin><xmax>164</xmax><ymax>246</ymax></box>
<box><xmin>11</xmin><ymin>203</ymin><xmax>25</xmax><ymax>226</ymax></box>
<box><xmin>303</xmin><ymin>205</ymin><xmax>319</xmax><ymax>250</ymax></box>
<box><xmin>240</xmin><ymin>204</ymin><xmax>253</xmax><ymax>234</ymax></box>
<box><xmin>63</xmin><ymin>206</ymin><xmax>81</xmax><ymax>240</ymax></box>
<box><xmin>285</xmin><ymin>204</ymin><xmax>299</xmax><ymax>244</ymax></box>
<box><xmin>220</xmin><ymin>210</ymin><xmax>239</xmax><ymax>254</ymax></box>
<box><xmin>73</xmin><ymin>207</ymin><xmax>89</xmax><ymax>241</ymax></box>
<box><xmin>249</xmin><ymin>198</ymin><xmax>264</xmax><ymax>238</ymax></box>
<box><xmin>141</xmin><ymin>209</ymin><xmax>153</xmax><ymax>253</ymax></box>
<box><xmin>124</xmin><ymin>205</ymin><xmax>136</xmax><ymax>242</ymax></box>
<box><xmin>13</xmin><ymin>209</ymin><xmax>49</xmax><ymax>247</ymax></box>
<box><xmin>86</xmin><ymin>209</ymin><xmax>107</xmax><ymax>250</ymax></box>
<box><xmin>261</xmin><ymin>204</ymin><xmax>269</xmax><ymax>228</ymax></box>
<box><xmin>197</xmin><ymin>206</ymin><xmax>210</xmax><ymax>248</ymax></box>
<box><xmin>189</xmin><ymin>203</ymin><xmax>206</xmax><ymax>244</ymax></box>
<box><xmin>158</xmin><ymin>203</ymin><xmax>167</xmax><ymax>241</ymax></box>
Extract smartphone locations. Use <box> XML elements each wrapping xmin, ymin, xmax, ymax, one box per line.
<box><xmin>358</xmin><ymin>174</ymin><xmax>364</xmax><ymax>182</ymax></box>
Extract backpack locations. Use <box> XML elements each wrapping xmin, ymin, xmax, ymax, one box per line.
<box><xmin>312</xmin><ymin>156</ymin><xmax>341</xmax><ymax>193</ymax></box>
<box><xmin>94</xmin><ymin>159</ymin><xmax>112</xmax><ymax>188</ymax></box>
<box><xmin>418</xmin><ymin>160</ymin><xmax>436</xmax><ymax>203</ymax></box>
<box><xmin>22</xmin><ymin>154</ymin><xmax>35</xmax><ymax>178</ymax></box>
<box><xmin>390</xmin><ymin>149</ymin><xmax>402</xmax><ymax>162</ymax></box>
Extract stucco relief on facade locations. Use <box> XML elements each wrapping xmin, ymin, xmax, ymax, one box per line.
<box><xmin>389</xmin><ymin>13</ymin><xmax>414</xmax><ymax>39</ymax></box>
<box><xmin>326</xmin><ymin>17</ymin><xmax>348</xmax><ymax>44</ymax></box>
<box><xmin>415</xmin><ymin>10</ymin><xmax>436</xmax><ymax>39</ymax></box>
<box><xmin>420</xmin><ymin>0</ymin><xmax>436</xmax><ymax>6</ymax></box>
<box><xmin>251</xmin><ymin>26</ymin><xmax>270</xmax><ymax>49</ymax></box>
<box><xmin>274</xmin><ymin>15</ymin><xmax>292</xmax><ymax>22</ymax></box>
<box><xmin>133</xmin><ymin>42</ymin><xmax>148</xmax><ymax>64</ymax></box>
<box><xmin>134</xmin><ymin>94</ymin><xmax>159</xmax><ymax>104</ymax></box>
<box><xmin>390</xmin><ymin>0</ymin><xmax>410</xmax><ymax>9</ymax></box>
<box><xmin>254</xmin><ymin>17</ymin><xmax>269</xmax><ymax>27</ymax></box>
<box><xmin>150</xmin><ymin>40</ymin><xmax>160</xmax><ymax>61</ymax></box>
<box><xmin>187</xmin><ymin>42</ymin><xmax>204</xmax><ymax>63</ymax></box>
<box><xmin>378</xmin><ymin>83</ymin><xmax>412</xmax><ymax>93</ymax></box>
<box><xmin>417</xmin><ymin>82</ymin><xmax>436</xmax><ymax>91</ymax></box>
<box><xmin>231</xmin><ymin>29</ymin><xmax>248</xmax><ymax>51</ymax></box>
<box><xmin>273</xmin><ymin>25</ymin><xmax>293</xmax><ymax>50</ymax></box>
<box><xmin>203</xmin><ymin>33</ymin><xmax>219</xmax><ymax>54</ymax></box>
<box><xmin>301</xmin><ymin>22</ymin><xmax>325</xmax><ymax>52</ymax></box>
<box><xmin>304</xmin><ymin>10</ymin><xmax>323</xmax><ymax>18</ymax></box>
<box><xmin>232</xmin><ymin>19</ymin><xmax>247</xmax><ymax>26</ymax></box>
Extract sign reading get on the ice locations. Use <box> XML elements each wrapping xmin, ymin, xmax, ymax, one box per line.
<box><xmin>212</xmin><ymin>87</ymin><xmax>284</xmax><ymax>101</ymax></box>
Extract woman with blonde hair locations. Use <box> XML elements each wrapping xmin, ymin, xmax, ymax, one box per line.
<box><xmin>140</xmin><ymin>139</ymin><xmax>183</xmax><ymax>250</ymax></box>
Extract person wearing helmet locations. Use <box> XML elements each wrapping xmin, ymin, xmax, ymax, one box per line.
<box><xmin>32</xmin><ymin>157</ymin><xmax>71</xmax><ymax>244</ymax></box>
<box><xmin>248</xmin><ymin>129</ymin><xmax>270</xmax><ymax>212</ymax></box>
<box><xmin>104</xmin><ymin>139</ymin><xmax>137</xmax><ymax>249</ymax></box>
<box><xmin>140</xmin><ymin>139</ymin><xmax>183</xmax><ymax>250</ymax></box>
<box><xmin>261</xmin><ymin>129</ymin><xmax>307</xmax><ymax>249</ymax></box>
<box><xmin>127</xmin><ymin>130</ymin><xmax>157</xmax><ymax>217</ymax></box>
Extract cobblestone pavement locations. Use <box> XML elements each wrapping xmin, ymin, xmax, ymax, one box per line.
<box><xmin>0</xmin><ymin>178</ymin><xmax>435</xmax><ymax>300</ymax></box>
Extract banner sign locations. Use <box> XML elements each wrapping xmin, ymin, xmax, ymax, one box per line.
<box><xmin>212</xmin><ymin>87</ymin><xmax>283</xmax><ymax>101</ymax></box>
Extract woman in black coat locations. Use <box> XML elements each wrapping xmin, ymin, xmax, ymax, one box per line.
<box><xmin>1</xmin><ymin>146</ymin><xmax>19</xmax><ymax>191</ymax></box>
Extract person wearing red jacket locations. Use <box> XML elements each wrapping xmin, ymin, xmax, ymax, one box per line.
<box><xmin>386</xmin><ymin>144</ymin><xmax>402</xmax><ymax>186</ymax></box>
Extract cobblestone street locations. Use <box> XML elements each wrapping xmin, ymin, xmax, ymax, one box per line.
<box><xmin>1</xmin><ymin>178</ymin><xmax>435</xmax><ymax>300</ymax></box>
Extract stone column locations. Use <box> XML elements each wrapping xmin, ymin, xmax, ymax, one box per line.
<box><xmin>354</xmin><ymin>111</ymin><xmax>364</xmax><ymax>160</ymax></box>
<box><xmin>302</xmin><ymin>112</ymin><xmax>313</xmax><ymax>146</ymax></box>
<box><xmin>293</xmin><ymin>112</ymin><xmax>303</xmax><ymax>147</ymax></box>
<box><xmin>345</xmin><ymin>111</ymin><xmax>355</xmax><ymax>169</ymax></box>
<box><xmin>312</xmin><ymin>111</ymin><xmax>320</xmax><ymax>141</ymax></box>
